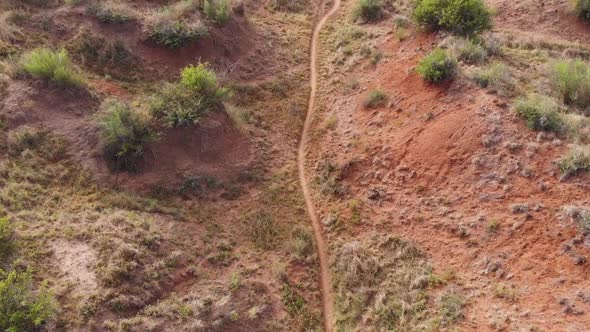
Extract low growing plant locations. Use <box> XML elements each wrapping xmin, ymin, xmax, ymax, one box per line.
<box><xmin>353</xmin><ymin>0</ymin><xmax>382</xmax><ymax>22</ymax></box>
<box><xmin>552</xmin><ymin>59</ymin><xmax>590</xmax><ymax>111</ymax></box>
<box><xmin>21</xmin><ymin>48</ymin><xmax>84</xmax><ymax>87</ymax></box>
<box><xmin>203</xmin><ymin>0</ymin><xmax>231</xmax><ymax>25</ymax></box>
<box><xmin>574</xmin><ymin>0</ymin><xmax>590</xmax><ymax>20</ymax></box>
<box><xmin>150</xmin><ymin>64</ymin><xmax>229</xmax><ymax>127</ymax></box>
<box><xmin>363</xmin><ymin>89</ymin><xmax>387</xmax><ymax>108</ymax></box>
<box><xmin>146</xmin><ymin>21</ymin><xmax>208</xmax><ymax>48</ymax></box>
<box><xmin>514</xmin><ymin>94</ymin><xmax>564</xmax><ymax>133</ymax></box>
<box><xmin>417</xmin><ymin>48</ymin><xmax>457</xmax><ymax>83</ymax></box>
<box><xmin>100</xmin><ymin>101</ymin><xmax>155</xmax><ymax>172</ymax></box>
<box><xmin>559</xmin><ymin>145</ymin><xmax>590</xmax><ymax>179</ymax></box>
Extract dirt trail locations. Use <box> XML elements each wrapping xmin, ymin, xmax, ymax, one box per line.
<box><xmin>298</xmin><ymin>0</ymin><xmax>340</xmax><ymax>330</ymax></box>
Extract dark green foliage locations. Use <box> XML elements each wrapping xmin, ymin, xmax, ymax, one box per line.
<box><xmin>417</xmin><ymin>49</ymin><xmax>457</xmax><ymax>83</ymax></box>
<box><xmin>150</xmin><ymin>64</ymin><xmax>230</xmax><ymax>127</ymax></box>
<box><xmin>147</xmin><ymin>22</ymin><xmax>208</xmax><ymax>48</ymax></box>
<box><xmin>353</xmin><ymin>0</ymin><xmax>383</xmax><ymax>22</ymax></box>
<box><xmin>0</xmin><ymin>269</ymin><xmax>56</xmax><ymax>332</ymax></box>
<box><xmin>100</xmin><ymin>101</ymin><xmax>155</xmax><ymax>172</ymax></box>
<box><xmin>413</xmin><ymin>0</ymin><xmax>492</xmax><ymax>35</ymax></box>
<box><xmin>575</xmin><ymin>0</ymin><xmax>590</xmax><ymax>20</ymax></box>
<box><xmin>514</xmin><ymin>94</ymin><xmax>564</xmax><ymax>133</ymax></box>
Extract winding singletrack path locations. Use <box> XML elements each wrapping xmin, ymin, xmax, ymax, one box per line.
<box><xmin>298</xmin><ymin>0</ymin><xmax>340</xmax><ymax>331</ymax></box>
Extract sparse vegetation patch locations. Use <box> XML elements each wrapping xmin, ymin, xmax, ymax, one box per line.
<box><xmin>552</xmin><ymin>59</ymin><xmax>590</xmax><ymax>111</ymax></box>
<box><xmin>514</xmin><ymin>94</ymin><xmax>564</xmax><ymax>133</ymax></box>
<box><xmin>559</xmin><ymin>145</ymin><xmax>590</xmax><ymax>179</ymax></box>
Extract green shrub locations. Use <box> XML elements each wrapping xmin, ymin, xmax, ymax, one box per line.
<box><xmin>86</xmin><ymin>3</ymin><xmax>131</xmax><ymax>23</ymax></box>
<box><xmin>417</xmin><ymin>48</ymin><xmax>457</xmax><ymax>83</ymax></box>
<box><xmin>150</xmin><ymin>64</ymin><xmax>229</xmax><ymax>127</ymax></box>
<box><xmin>0</xmin><ymin>269</ymin><xmax>56</xmax><ymax>332</ymax></box>
<box><xmin>413</xmin><ymin>0</ymin><xmax>492</xmax><ymax>35</ymax></box>
<box><xmin>147</xmin><ymin>21</ymin><xmax>208</xmax><ymax>48</ymax></box>
<box><xmin>552</xmin><ymin>59</ymin><xmax>590</xmax><ymax>110</ymax></box>
<box><xmin>514</xmin><ymin>94</ymin><xmax>564</xmax><ymax>133</ymax></box>
<box><xmin>363</xmin><ymin>89</ymin><xmax>387</xmax><ymax>108</ymax></box>
<box><xmin>203</xmin><ymin>0</ymin><xmax>231</xmax><ymax>25</ymax></box>
<box><xmin>21</xmin><ymin>48</ymin><xmax>84</xmax><ymax>87</ymax></box>
<box><xmin>574</xmin><ymin>0</ymin><xmax>590</xmax><ymax>20</ymax></box>
<box><xmin>100</xmin><ymin>101</ymin><xmax>155</xmax><ymax>172</ymax></box>
<box><xmin>353</xmin><ymin>0</ymin><xmax>382</xmax><ymax>22</ymax></box>
<box><xmin>559</xmin><ymin>145</ymin><xmax>590</xmax><ymax>179</ymax></box>
<box><xmin>0</xmin><ymin>218</ymin><xmax>14</xmax><ymax>267</ymax></box>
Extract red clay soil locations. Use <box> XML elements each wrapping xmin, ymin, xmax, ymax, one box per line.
<box><xmin>312</xmin><ymin>23</ymin><xmax>590</xmax><ymax>332</ymax></box>
<box><xmin>491</xmin><ymin>0</ymin><xmax>590</xmax><ymax>44</ymax></box>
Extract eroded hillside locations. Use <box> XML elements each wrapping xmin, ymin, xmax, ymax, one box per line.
<box><xmin>0</xmin><ymin>0</ymin><xmax>326</xmax><ymax>330</ymax></box>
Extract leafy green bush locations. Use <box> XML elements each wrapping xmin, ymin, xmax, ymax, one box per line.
<box><xmin>0</xmin><ymin>269</ymin><xmax>56</xmax><ymax>332</ymax></box>
<box><xmin>147</xmin><ymin>21</ymin><xmax>208</xmax><ymax>48</ymax></box>
<box><xmin>413</xmin><ymin>0</ymin><xmax>492</xmax><ymax>35</ymax></box>
<box><xmin>86</xmin><ymin>2</ymin><xmax>131</xmax><ymax>23</ymax></box>
<box><xmin>21</xmin><ymin>48</ymin><xmax>84</xmax><ymax>87</ymax></box>
<box><xmin>514</xmin><ymin>94</ymin><xmax>564</xmax><ymax>133</ymax></box>
<box><xmin>574</xmin><ymin>0</ymin><xmax>590</xmax><ymax>20</ymax></box>
<box><xmin>417</xmin><ymin>48</ymin><xmax>457</xmax><ymax>83</ymax></box>
<box><xmin>363</xmin><ymin>89</ymin><xmax>387</xmax><ymax>108</ymax></box>
<box><xmin>552</xmin><ymin>59</ymin><xmax>590</xmax><ymax>110</ymax></box>
<box><xmin>559</xmin><ymin>145</ymin><xmax>590</xmax><ymax>179</ymax></box>
<box><xmin>100</xmin><ymin>101</ymin><xmax>155</xmax><ymax>172</ymax></box>
<box><xmin>353</xmin><ymin>0</ymin><xmax>382</xmax><ymax>22</ymax></box>
<box><xmin>204</xmin><ymin>0</ymin><xmax>231</xmax><ymax>25</ymax></box>
<box><xmin>150</xmin><ymin>64</ymin><xmax>230</xmax><ymax>127</ymax></box>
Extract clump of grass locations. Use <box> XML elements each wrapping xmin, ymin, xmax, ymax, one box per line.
<box><xmin>353</xmin><ymin>0</ymin><xmax>382</xmax><ymax>22</ymax></box>
<box><xmin>271</xmin><ymin>0</ymin><xmax>306</xmax><ymax>12</ymax></box>
<box><xmin>552</xmin><ymin>59</ymin><xmax>590</xmax><ymax>111</ymax></box>
<box><xmin>21</xmin><ymin>48</ymin><xmax>84</xmax><ymax>87</ymax></box>
<box><xmin>146</xmin><ymin>21</ymin><xmax>208</xmax><ymax>48</ymax></box>
<box><xmin>204</xmin><ymin>0</ymin><xmax>231</xmax><ymax>25</ymax></box>
<box><xmin>245</xmin><ymin>212</ymin><xmax>280</xmax><ymax>250</ymax></box>
<box><xmin>363</xmin><ymin>89</ymin><xmax>387</xmax><ymax>108</ymax></box>
<box><xmin>561</xmin><ymin>205</ymin><xmax>590</xmax><ymax>233</ymax></box>
<box><xmin>417</xmin><ymin>48</ymin><xmax>457</xmax><ymax>83</ymax></box>
<box><xmin>0</xmin><ymin>269</ymin><xmax>56</xmax><ymax>332</ymax></box>
<box><xmin>472</xmin><ymin>62</ymin><xmax>515</xmax><ymax>96</ymax></box>
<box><xmin>150</xmin><ymin>63</ymin><xmax>230</xmax><ymax>127</ymax></box>
<box><xmin>333</xmin><ymin>236</ymin><xmax>436</xmax><ymax>331</ymax></box>
<box><xmin>413</xmin><ymin>0</ymin><xmax>492</xmax><ymax>36</ymax></box>
<box><xmin>439</xmin><ymin>291</ymin><xmax>466</xmax><ymax>326</ymax></box>
<box><xmin>514</xmin><ymin>94</ymin><xmax>564</xmax><ymax>133</ymax></box>
<box><xmin>559</xmin><ymin>145</ymin><xmax>590</xmax><ymax>179</ymax></box>
<box><xmin>447</xmin><ymin>37</ymin><xmax>487</xmax><ymax>64</ymax></box>
<box><xmin>100</xmin><ymin>100</ymin><xmax>155</xmax><ymax>172</ymax></box>
<box><xmin>86</xmin><ymin>2</ymin><xmax>132</xmax><ymax>23</ymax></box>
<box><xmin>290</xmin><ymin>227</ymin><xmax>314</xmax><ymax>261</ymax></box>
<box><xmin>574</xmin><ymin>0</ymin><xmax>590</xmax><ymax>21</ymax></box>
<box><xmin>494</xmin><ymin>283</ymin><xmax>519</xmax><ymax>302</ymax></box>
